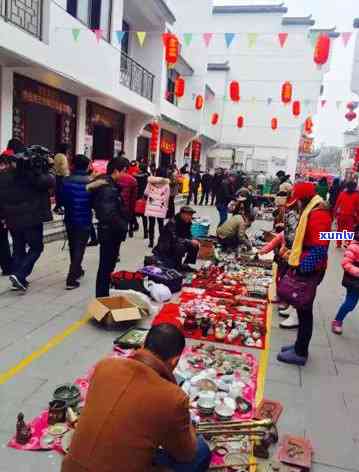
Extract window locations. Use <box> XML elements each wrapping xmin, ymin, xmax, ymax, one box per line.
<box><xmin>122</xmin><ymin>21</ymin><xmax>130</xmax><ymax>55</ymax></box>
<box><xmin>67</xmin><ymin>0</ymin><xmax>112</xmax><ymax>41</ymax></box>
<box><xmin>166</xmin><ymin>69</ymin><xmax>179</xmax><ymax>106</ymax></box>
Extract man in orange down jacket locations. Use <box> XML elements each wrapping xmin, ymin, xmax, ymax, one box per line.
<box><xmin>61</xmin><ymin>323</ymin><xmax>211</xmax><ymax>472</ymax></box>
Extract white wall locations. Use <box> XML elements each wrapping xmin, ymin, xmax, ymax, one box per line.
<box><xmin>351</xmin><ymin>31</ymin><xmax>359</xmax><ymax>95</ymax></box>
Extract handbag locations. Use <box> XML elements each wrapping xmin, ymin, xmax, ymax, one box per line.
<box><xmin>342</xmin><ymin>272</ymin><xmax>359</xmax><ymax>291</ymax></box>
<box><xmin>277</xmin><ymin>269</ymin><xmax>319</xmax><ymax>308</ymax></box>
<box><xmin>135</xmin><ymin>198</ymin><xmax>146</xmax><ymax>215</ymax></box>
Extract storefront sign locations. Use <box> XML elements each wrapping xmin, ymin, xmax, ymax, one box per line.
<box><xmin>22</xmin><ymin>90</ymin><xmax>72</xmax><ymax>115</ymax></box>
<box><xmin>160</xmin><ymin>140</ymin><xmax>176</xmax><ymax>155</ymax></box>
<box><xmin>192</xmin><ymin>140</ymin><xmax>202</xmax><ymax>161</ymax></box>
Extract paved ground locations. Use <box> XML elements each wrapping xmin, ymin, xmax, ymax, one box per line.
<box><xmin>1</xmin><ymin>205</ymin><xmax>359</xmax><ymax>471</ymax></box>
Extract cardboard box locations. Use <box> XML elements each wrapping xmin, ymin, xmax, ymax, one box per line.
<box><xmin>87</xmin><ymin>296</ymin><xmax>142</xmax><ymax>325</ymax></box>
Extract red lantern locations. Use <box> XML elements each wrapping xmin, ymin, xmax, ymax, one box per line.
<box><xmin>314</xmin><ymin>34</ymin><xmax>331</xmax><ymax>66</ymax></box>
<box><xmin>229</xmin><ymin>81</ymin><xmax>240</xmax><ymax>102</ymax></box>
<box><xmin>150</xmin><ymin>122</ymin><xmax>160</xmax><ymax>153</ymax></box>
<box><xmin>345</xmin><ymin>111</ymin><xmax>357</xmax><ymax>122</ymax></box>
<box><xmin>271</xmin><ymin>118</ymin><xmax>278</xmax><ymax>130</ymax></box>
<box><xmin>304</xmin><ymin>117</ymin><xmax>313</xmax><ymax>133</ymax></box>
<box><xmin>292</xmin><ymin>100</ymin><xmax>301</xmax><ymax>117</ymax></box>
<box><xmin>195</xmin><ymin>95</ymin><xmax>204</xmax><ymax>110</ymax></box>
<box><xmin>281</xmin><ymin>81</ymin><xmax>293</xmax><ymax>104</ymax></box>
<box><xmin>237</xmin><ymin>116</ymin><xmax>244</xmax><ymax>128</ymax></box>
<box><xmin>175</xmin><ymin>77</ymin><xmax>185</xmax><ymax>98</ymax></box>
<box><xmin>211</xmin><ymin>113</ymin><xmax>219</xmax><ymax>125</ymax></box>
<box><xmin>192</xmin><ymin>140</ymin><xmax>202</xmax><ymax>161</ymax></box>
<box><xmin>165</xmin><ymin>34</ymin><xmax>180</xmax><ymax>66</ymax></box>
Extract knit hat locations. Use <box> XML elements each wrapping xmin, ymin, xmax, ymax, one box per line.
<box><xmin>286</xmin><ymin>182</ymin><xmax>316</xmax><ymax>207</ymax></box>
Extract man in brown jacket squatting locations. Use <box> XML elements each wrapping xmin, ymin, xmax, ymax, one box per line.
<box><xmin>61</xmin><ymin>324</ymin><xmax>211</xmax><ymax>472</ymax></box>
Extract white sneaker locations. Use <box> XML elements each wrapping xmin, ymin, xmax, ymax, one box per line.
<box><xmin>280</xmin><ymin>308</ymin><xmax>299</xmax><ymax>329</ymax></box>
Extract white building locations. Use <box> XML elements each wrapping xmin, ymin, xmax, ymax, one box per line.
<box><xmin>205</xmin><ymin>4</ymin><xmax>337</xmax><ymax>177</ymax></box>
<box><xmin>0</xmin><ymin>0</ymin><xmax>335</xmax><ymax>175</ymax></box>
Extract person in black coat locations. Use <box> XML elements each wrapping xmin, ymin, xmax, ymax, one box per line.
<box><xmin>186</xmin><ymin>170</ymin><xmax>201</xmax><ymax>205</ymax></box>
<box><xmin>61</xmin><ymin>155</ymin><xmax>92</xmax><ymax>290</ymax></box>
<box><xmin>211</xmin><ymin>168</ymin><xmax>224</xmax><ymax>205</ymax></box>
<box><xmin>200</xmin><ymin>170</ymin><xmax>213</xmax><ymax>206</ymax></box>
<box><xmin>153</xmin><ymin>206</ymin><xmax>199</xmax><ymax>271</ymax></box>
<box><xmin>0</xmin><ymin>154</ymin><xmax>13</xmax><ymax>276</ymax></box>
<box><xmin>87</xmin><ymin>158</ymin><xmax>129</xmax><ymax>297</ymax></box>
<box><xmin>134</xmin><ymin>163</ymin><xmax>150</xmax><ymax>239</ymax></box>
<box><xmin>215</xmin><ymin>174</ymin><xmax>236</xmax><ymax>226</ymax></box>
<box><xmin>0</xmin><ymin>153</ymin><xmax>55</xmax><ymax>291</ymax></box>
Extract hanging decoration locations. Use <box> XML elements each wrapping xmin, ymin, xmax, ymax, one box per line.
<box><xmin>321</xmin><ymin>100</ymin><xmax>327</xmax><ymax>108</ymax></box>
<box><xmin>225</xmin><ymin>33</ymin><xmax>236</xmax><ymax>48</ymax></box>
<box><xmin>314</xmin><ymin>34</ymin><xmax>331</xmax><ymax>66</ymax></box>
<box><xmin>192</xmin><ymin>140</ymin><xmax>202</xmax><ymax>161</ymax></box>
<box><xmin>278</xmin><ymin>33</ymin><xmax>288</xmax><ymax>48</ymax></box>
<box><xmin>160</xmin><ymin>140</ymin><xmax>176</xmax><ymax>155</ymax></box>
<box><xmin>94</xmin><ymin>29</ymin><xmax>103</xmax><ymax>43</ymax></box>
<box><xmin>165</xmin><ymin>34</ymin><xmax>180</xmax><ymax>66</ymax></box>
<box><xmin>136</xmin><ymin>32</ymin><xmax>147</xmax><ymax>47</ymax></box>
<box><xmin>175</xmin><ymin>77</ymin><xmax>185</xmax><ymax>98</ymax></box>
<box><xmin>183</xmin><ymin>33</ymin><xmax>193</xmax><ymax>47</ymax></box>
<box><xmin>292</xmin><ymin>100</ymin><xmax>301</xmax><ymax>117</ymax></box>
<box><xmin>237</xmin><ymin>116</ymin><xmax>244</xmax><ymax>128</ymax></box>
<box><xmin>115</xmin><ymin>31</ymin><xmax>126</xmax><ymax>45</ymax></box>
<box><xmin>248</xmin><ymin>33</ymin><xmax>258</xmax><ymax>48</ymax></box>
<box><xmin>304</xmin><ymin>117</ymin><xmax>313</xmax><ymax>134</ymax></box>
<box><xmin>271</xmin><ymin>118</ymin><xmax>278</xmax><ymax>130</ymax></box>
<box><xmin>195</xmin><ymin>95</ymin><xmax>204</xmax><ymax>110</ymax></box>
<box><xmin>72</xmin><ymin>28</ymin><xmax>81</xmax><ymax>42</ymax></box>
<box><xmin>345</xmin><ymin>111</ymin><xmax>357</xmax><ymax>122</ymax></box>
<box><xmin>229</xmin><ymin>81</ymin><xmax>240</xmax><ymax>102</ymax></box>
<box><xmin>150</xmin><ymin>122</ymin><xmax>160</xmax><ymax>153</ymax></box>
<box><xmin>281</xmin><ymin>81</ymin><xmax>293</xmax><ymax>104</ymax></box>
<box><xmin>203</xmin><ymin>33</ymin><xmax>213</xmax><ymax>48</ymax></box>
<box><xmin>341</xmin><ymin>32</ymin><xmax>352</xmax><ymax>48</ymax></box>
<box><xmin>347</xmin><ymin>101</ymin><xmax>359</xmax><ymax>111</ymax></box>
<box><xmin>211</xmin><ymin>113</ymin><xmax>219</xmax><ymax>125</ymax></box>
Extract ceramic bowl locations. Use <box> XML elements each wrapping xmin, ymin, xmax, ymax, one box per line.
<box><xmin>215</xmin><ymin>403</ymin><xmax>235</xmax><ymax>421</ymax></box>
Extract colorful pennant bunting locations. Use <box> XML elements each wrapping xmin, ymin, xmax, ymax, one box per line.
<box><xmin>278</xmin><ymin>33</ymin><xmax>288</xmax><ymax>48</ymax></box>
<box><xmin>183</xmin><ymin>33</ymin><xmax>193</xmax><ymax>47</ymax></box>
<box><xmin>321</xmin><ymin>100</ymin><xmax>327</xmax><ymax>108</ymax></box>
<box><xmin>225</xmin><ymin>33</ymin><xmax>236</xmax><ymax>48</ymax></box>
<box><xmin>341</xmin><ymin>32</ymin><xmax>352</xmax><ymax>47</ymax></box>
<box><xmin>72</xmin><ymin>28</ymin><xmax>81</xmax><ymax>42</ymax></box>
<box><xmin>116</xmin><ymin>31</ymin><xmax>126</xmax><ymax>45</ymax></box>
<box><xmin>136</xmin><ymin>32</ymin><xmax>147</xmax><ymax>47</ymax></box>
<box><xmin>203</xmin><ymin>33</ymin><xmax>213</xmax><ymax>48</ymax></box>
<box><xmin>248</xmin><ymin>33</ymin><xmax>258</xmax><ymax>48</ymax></box>
<box><xmin>94</xmin><ymin>29</ymin><xmax>103</xmax><ymax>43</ymax></box>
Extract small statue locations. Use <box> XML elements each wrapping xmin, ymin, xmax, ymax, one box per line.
<box><xmin>16</xmin><ymin>412</ymin><xmax>32</xmax><ymax>445</ymax></box>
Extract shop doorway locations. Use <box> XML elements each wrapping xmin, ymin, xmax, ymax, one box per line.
<box><xmin>25</xmin><ymin>103</ymin><xmax>57</xmax><ymax>150</ymax></box>
<box><xmin>93</xmin><ymin>125</ymin><xmax>114</xmax><ymax>160</ymax></box>
<box><xmin>137</xmin><ymin>136</ymin><xmax>150</xmax><ymax>163</ymax></box>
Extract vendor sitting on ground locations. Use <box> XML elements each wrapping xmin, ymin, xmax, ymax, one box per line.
<box><xmin>153</xmin><ymin>206</ymin><xmax>200</xmax><ymax>271</ymax></box>
<box><xmin>217</xmin><ymin>200</ymin><xmax>252</xmax><ymax>251</ymax></box>
<box><xmin>61</xmin><ymin>324</ymin><xmax>211</xmax><ymax>472</ymax></box>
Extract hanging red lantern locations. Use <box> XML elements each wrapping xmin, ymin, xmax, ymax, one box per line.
<box><xmin>237</xmin><ymin>116</ymin><xmax>244</xmax><ymax>128</ymax></box>
<box><xmin>175</xmin><ymin>76</ymin><xmax>185</xmax><ymax>98</ymax></box>
<box><xmin>211</xmin><ymin>113</ymin><xmax>219</xmax><ymax>125</ymax></box>
<box><xmin>304</xmin><ymin>117</ymin><xmax>313</xmax><ymax>133</ymax></box>
<box><xmin>192</xmin><ymin>140</ymin><xmax>202</xmax><ymax>161</ymax></box>
<box><xmin>165</xmin><ymin>34</ymin><xmax>180</xmax><ymax>66</ymax></box>
<box><xmin>281</xmin><ymin>81</ymin><xmax>293</xmax><ymax>104</ymax></box>
<box><xmin>271</xmin><ymin>118</ymin><xmax>278</xmax><ymax>130</ymax></box>
<box><xmin>150</xmin><ymin>122</ymin><xmax>160</xmax><ymax>153</ymax></box>
<box><xmin>314</xmin><ymin>34</ymin><xmax>331</xmax><ymax>66</ymax></box>
<box><xmin>195</xmin><ymin>95</ymin><xmax>204</xmax><ymax>110</ymax></box>
<box><xmin>292</xmin><ymin>100</ymin><xmax>301</xmax><ymax>117</ymax></box>
<box><xmin>345</xmin><ymin>111</ymin><xmax>357</xmax><ymax>122</ymax></box>
<box><xmin>229</xmin><ymin>81</ymin><xmax>240</xmax><ymax>102</ymax></box>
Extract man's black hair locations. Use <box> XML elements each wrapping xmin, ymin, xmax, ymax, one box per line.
<box><xmin>346</xmin><ymin>180</ymin><xmax>357</xmax><ymax>194</ymax></box>
<box><xmin>7</xmin><ymin>138</ymin><xmax>25</xmax><ymax>154</ymax></box>
<box><xmin>57</xmin><ymin>143</ymin><xmax>69</xmax><ymax>154</ymax></box>
<box><xmin>144</xmin><ymin>323</ymin><xmax>185</xmax><ymax>361</ymax></box>
<box><xmin>107</xmin><ymin>157</ymin><xmax>129</xmax><ymax>175</ymax></box>
<box><xmin>276</xmin><ymin>170</ymin><xmax>285</xmax><ymax>178</ymax></box>
<box><xmin>73</xmin><ymin>154</ymin><xmax>90</xmax><ymax>171</ymax></box>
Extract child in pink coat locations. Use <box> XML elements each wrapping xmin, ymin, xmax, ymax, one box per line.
<box><xmin>332</xmin><ymin>224</ymin><xmax>359</xmax><ymax>334</ymax></box>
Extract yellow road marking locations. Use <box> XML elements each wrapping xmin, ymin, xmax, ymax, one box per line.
<box><xmin>0</xmin><ymin>314</ymin><xmax>92</xmax><ymax>385</ymax></box>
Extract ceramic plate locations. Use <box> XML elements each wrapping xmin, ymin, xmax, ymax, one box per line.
<box><xmin>48</xmin><ymin>423</ymin><xmax>69</xmax><ymax>437</ymax></box>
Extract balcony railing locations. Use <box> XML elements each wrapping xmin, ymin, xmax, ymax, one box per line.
<box><xmin>120</xmin><ymin>51</ymin><xmax>154</xmax><ymax>102</ymax></box>
<box><xmin>0</xmin><ymin>0</ymin><xmax>42</xmax><ymax>39</ymax></box>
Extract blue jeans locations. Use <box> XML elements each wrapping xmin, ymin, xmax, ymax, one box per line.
<box><xmin>335</xmin><ymin>288</ymin><xmax>359</xmax><ymax>323</ymax></box>
<box><xmin>154</xmin><ymin>436</ymin><xmax>211</xmax><ymax>472</ymax></box>
<box><xmin>216</xmin><ymin>204</ymin><xmax>228</xmax><ymax>226</ymax></box>
<box><xmin>12</xmin><ymin>224</ymin><xmax>44</xmax><ymax>282</ymax></box>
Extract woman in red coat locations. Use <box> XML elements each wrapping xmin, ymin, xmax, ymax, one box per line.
<box><xmin>334</xmin><ymin>181</ymin><xmax>359</xmax><ymax>248</ymax></box>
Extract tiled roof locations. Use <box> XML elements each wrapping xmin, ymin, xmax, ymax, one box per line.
<box><xmin>282</xmin><ymin>16</ymin><xmax>315</xmax><ymax>26</ymax></box>
<box><xmin>207</xmin><ymin>62</ymin><xmax>230</xmax><ymax>71</ymax></box>
<box><xmin>310</xmin><ymin>28</ymin><xmax>340</xmax><ymax>39</ymax></box>
<box><xmin>213</xmin><ymin>3</ymin><xmax>288</xmax><ymax>14</ymax></box>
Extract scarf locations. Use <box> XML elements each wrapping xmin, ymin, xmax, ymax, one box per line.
<box><xmin>288</xmin><ymin>195</ymin><xmax>323</xmax><ymax>267</ymax></box>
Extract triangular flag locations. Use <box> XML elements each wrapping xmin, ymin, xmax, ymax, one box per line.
<box><xmin>203</xmin><ymin>33</ymin><xmax>213</xmax><ymax>48</ymax></box>
<box><xmin>336</xmin><ymin>100</ymin><xmax>342</xmax><ymax>110</ymax></box>
<box><xmin>116</xmin><ymin>31</ymin><xmax>126</xmax><ymax>45</ymax></box>
<box><xmin>267</xmin><ymin>97</ymin><xmax>273</xmax><ymax>106</ymax></box>
<box><xmin>136</xmin><ymin>32</ymin><xmax>146</xmax><ymax>47</ymax></box>
<box><xmin>72</xmin><ymin>28</ymin><xmax>81</xmax><ymax>42</ymax></box>
<box><xmin>224</xmin><ymin>33</ymin><xmax>236</xmax><ymax>48</ymax></box>
<box><xmin>321</xmin><ymin>100</ymin><xmax>327</xmax><ymax>108</ymax></box>
<box><xmin>183</xmin><ymin>33</ymin><xmax>193</xmax><ymax>47</ymax></box>
<box><xmin>248</xmin><ymin>33</ymin><xmax>258</xmax><ymax>48</ymax></box>
<box><xmin>341</xmin><ymin>32</ymin><xmax>352</xmax><ymax>48</ymax></box>
<box><xmin>309</xmin><ymin>31</ymin><xmax>319</xmax><ymax>47</ymax></box>
<box><xmin>94</xmin><ymin>29</ymin><xmax>103</xmax><ymax>43</ymax></box>
<box><xmin>278</xmin><ymin>32</ymin><xmax>288</xmax><ymax>48</ymax></box>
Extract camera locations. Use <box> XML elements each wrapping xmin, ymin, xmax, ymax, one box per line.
<box><xmin>13</xmin><ymin>145</ymin><xmax>52</xmax><ymax>177</ymax></box>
